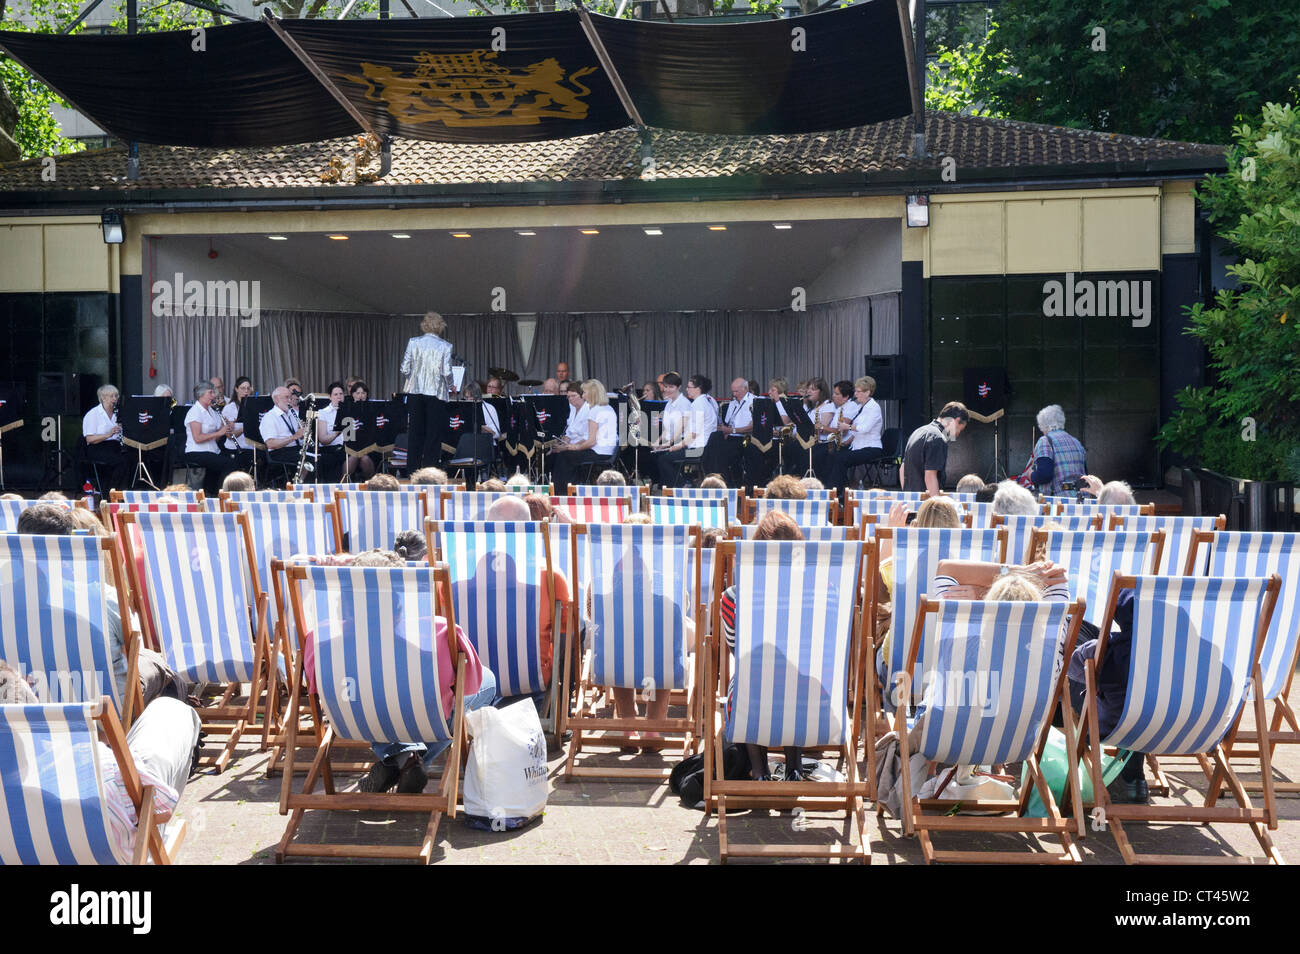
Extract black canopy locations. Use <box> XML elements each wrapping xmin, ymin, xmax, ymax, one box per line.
<box><xmin>0</xmin><ymin>2</ymin><xmax>914</xmax><ymax>147</ymax></box>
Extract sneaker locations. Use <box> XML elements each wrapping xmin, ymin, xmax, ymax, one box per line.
<box><xmin>359</xmin><ymin>760</ymin><xmax>400</xmax><ymax>793</ymax></box>
<box><xmin>1106</xmin><ymin>775</ymin><xmax>1150</xmax><ymax>805</ymax></box>
<box><xmin>397</xmin><ymin>758</ymin><xmax>428</xmax><ymax>794</ymax></box>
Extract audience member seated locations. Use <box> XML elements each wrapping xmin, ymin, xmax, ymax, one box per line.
<box><xmin>974</xmin><ymin>482</ymin><xmax>998</xmax><ymax>503</ymax></box>
<box><xmin>393</xmin><ymin>529</ymin><xmax>426</xmax><ymax>563</ymax></box>
<box><xmin>801</xmin><ymin>477</ymin><xmax>825</xmax><ymax>492</ymax></box>
<box><xmin>222</xmin><ymin>471</ymin><xmax>255</xmax><ymax>493</ymax></box>
<box><xmin>955</xmin><ymin>473</ymin><xmax>986</xmax><ymax>494</ymax></box>
<box><xmin>699</xmin><ymin>474</ymin><xmax>728</xmax><ymax>490</ymax></box>
<box><xmin>365</xmin><ymin>473</ymin><xmax>400</xmax><ymax>491</ymax></box>
<box><xmin>410</xmin><ymin>467</ymin><xmax>450</xmax><ymax>485</ymax></box>
<box><xmin>764</xmin><ymin>474</ymin><xmax>807</xmax><ymax>500</ymax></box>
<box><xmin>40</xmin><ymin>491</ymin><xmax>69</xmax><ymax>501</ymax></box>
<box><xmin>622</xmin><ymin>513</ymin><xmax>652</xmax><ymax>525</ymax></box>
<box><xmin>1097</xmin><ymin>480</ymin><xmax>1137</xmax><ymax>506</ymax></box>
<box><xmin>0</xmin><ymin>659</ymin><xmax>201</xmax><ymax>854</ymax></box>
<box><xmin>480</xmin><ymin>478</ymin><xmax>508</xmax><ymax>492</ymax></box>
<box><xmin>524</xmin><ymin>494</ymin><xmax>564</xmax><ymax>522</ymax></box>
<box><xmin>595</xmin><ymin>469</ymin><xmax>626</xmax><ymax>487</ymax></box>
<box><xmin>505</xmin><ymin>473</ymin><xmax>532</xmax><ymax>491</ymax></box>
<box><xmin>992</xmin><ymin>479</ymin><xmax>1039</xmax><ymax>516</ymax></box>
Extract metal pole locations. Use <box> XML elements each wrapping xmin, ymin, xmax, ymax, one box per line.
<box><xmin>126</xmin><ymin>0</ymin><xmax>137</xmax><ymax>32</ymax></box>
<box><xmin>895</xmin><ymin>0</ymin><xmax>924</xmax><ymax>158</ymax></box>
<box><xmin>380</xmin><ymin>0</ymin><xmax>389</xmax><ymax>17</ymax></box>
<box><xmin>263</xmin><ymin>10</ymin><xmax>382</xmax><ymax>140</ymax></box>
<box><xmin>62</xmin><ymin>0</ymin><xmax>110</xmax><ymax>34</ymax></box>
<box><xmin>574</xmin><ymin>0</ymin><xmax>647</xmax><ymax>129</ymax></box>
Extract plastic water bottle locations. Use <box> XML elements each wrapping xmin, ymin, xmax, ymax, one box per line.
<box><xmin>82</xmin><ymin>481</ymin><xmax>95</xmax><ymax>509</ymax></box>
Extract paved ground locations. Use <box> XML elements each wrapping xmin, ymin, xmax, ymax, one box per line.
<box><xmin>172</xmin><ymin>695</ymin><xmax>1300</xmax><ymax>865</ymax></box>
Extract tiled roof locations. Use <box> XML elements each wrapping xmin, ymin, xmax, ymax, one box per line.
<box><xmin>0</xmin><ymin>111</ymin><xmax>1226</xmax><ymax>194</ymax></box>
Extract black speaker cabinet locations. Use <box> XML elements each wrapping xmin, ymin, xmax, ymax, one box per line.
<box><xmin>864</xmin><ymin>355</ymin><xmax>904</xmax><ymax>401</ymax></box>
<box><xmin>38</xmin><ymin>372</ymin><xmax>101</xmax><ymax>417</ymax></box>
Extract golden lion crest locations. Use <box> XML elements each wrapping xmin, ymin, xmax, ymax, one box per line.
<box><xmin>340</xmin><ymin>49</ymin><xmax>597</xmax><ymax>127</ymax></box>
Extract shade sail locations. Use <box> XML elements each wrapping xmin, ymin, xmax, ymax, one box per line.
<box><xmin>0</xmin><ymin>1</ymin><xmax>914</xmax><ymax>147</ymax></box>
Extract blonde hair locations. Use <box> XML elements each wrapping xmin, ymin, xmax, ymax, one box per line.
<box><xmin>753</xmin><ymin>510</ymin><xmax>804</xmax><ymax>541</ymax></box>
<box><xmin>987</xmin><ymin>573</ymin><xmax>1044</xmax><ymax>602</ymax></box>
<box><xmin>914</xmin><ymin>496</ymin><xmax>962</xmax><ymax>528</ymax></box>
<box><xmin>68</xmin><ymin>507</ymin><xmax>108</xmax><ymax>537</ymax></box>
<box><xmin>699</xmin><ymin>475</ymin><xmax>727</xmax><ymax>489</ymax></box>
<box><xmin>623</xmin><ymin>513</ymin><xmax>652</xmax><ymax>524</ymax></box>
<box><xmin>421</xmin><ymin>311</ymin><xmax>447</xmax><ymax>337</ymax></box>
<box><xmin>221</xmin><ymin>471</ymin><xmax>255</xmax><ymax>492</ymax></box>
<box><xmin>854</xmin><ymin>376</ymin><xmax>876</xmax><ymax>394</ymax></box>
<box><xmin>764</xmin><ymin>475</ymin><xmax>807</xmax><ymax>500</ymax></box>
<box><xmin>581</xmin><ymin>379</ymin><xmax>609</xmax><ymax>407</ymax></box>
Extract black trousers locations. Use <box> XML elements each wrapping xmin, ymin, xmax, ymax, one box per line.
<box><xmin>810</xmin><ymin>443</ymin><xmax>835</xmax><ymax>484</ymax></box>
<box><xmin>828</xmin><ymin>446</ymin><xmax>885</xmax><ymax>490</ymax></box>
<box><xmin>552</xmin><ymin>449</ymin><xmax>603</xmax><ymax>492</ymax></box>
<box><xmin>266</xmin><ymin>448</ymin><xmax>302</xmax><ymax>489</ymax></box>
<box><xmin>699</xmin><ymin>434</ymin><xmax>750</xmax><ymax>487</ymax></box>
<box><xmin>86</xmin><ymin>441</ymin><xmax>133</xmax><ymax>492</ymax></box>
<box><xmin>317</xmin><ymin>445</ymin><xmax>346</xmax><ymax>484</ymax></box>
<box><xmin>184</xmin><ymin>451</ymin><xmax>239</xmax><ymax>497</ymax></box>
<box><xmin>656</xmin><ymin>448</ymin><xmax>700</xmax><ymax>488</ymax></box>
<box><xmin>406</xmin><ymin>394</ymin><xmax>447</xmax><ymax>473</ymax></box>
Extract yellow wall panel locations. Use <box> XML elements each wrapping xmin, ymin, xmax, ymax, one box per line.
<box><xmin>1006</xmin><ymin>198</ymin><xmax>1082</xmax><ymax>273</ymax></box>
<box><xmin>1082</xmin><ymin>195</ymin><xmax>1160</xmax><ymax>271</ymax></box>
<box><xmin>43</xmin><ymin>224</ymin><xmax>112</xmax><ymax>291</ymax></box>
<box><xmin>1161</xmin><ymin>181</ymin><xmax>1196</xmax><ymax>255</ymax></box>
<box><xmin>928</xmin><ymin>200</ymin><xmax>1003</xmax><ymax>275</ymax></box>
<box><xmin>0</xmin><ymin>224</ymin><xmax>45</xmax><ymax>292</ymax></box>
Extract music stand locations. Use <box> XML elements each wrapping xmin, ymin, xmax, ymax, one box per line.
<box><xmin>522</xmin><ymin>394</ymin><xmax>569</xmax><ymax>483</ymax></box>
<box><xmin>782</xmin><ymin>399</ymin><xmax>817</xmax><ymax>477</ymax></box>
<box><xmin>443</xmin><ymin>400</ymin><xmax>487</xmax><ymax>489</ymax></box>
<box><xmin>121</xmin><ymin>396</ymin><xmax>171</xmax><ymax>490</ymax></box>
<box><xmin>240</xmin><ymin>396</ymin><xmax>276</xmax><ymax>484</ymax></box>
<box><xmin>0</xmin><ymin>383</ymin><xmax>24</xmax><ymax>491</ymax></box>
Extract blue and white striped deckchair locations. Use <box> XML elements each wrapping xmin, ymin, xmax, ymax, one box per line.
<box><xmin>944</xmin><ymin>492</ymin><xmax>977</xmax><ymax>503</ymax></box>
<box><xmin>751</xmin><ymin>497</ymin><xmax>832</xmax><ymax>526</ymax></box>
<box><xmin>1031</xmin><ymin>529</ymin><xmax>1160</xmax><ymax>627</ymax></box>
<box><xmin>963</xmin><ymin>501</ymin><xmax>997</xmax><ymax>528</ymax></box>
<box><xmin>1042</xmin><ymin>495</ymin><xmax>1083</xmax><ymax>508</ymax></box>
<box><xmin>0</xmin><ymin>497</ymin><xmax>87</xmax><ymax>531</ymax></box>
<box><xmin>570</xmin><ymin>483</ymin><xmax>640</xmax><ymax>512</ymax></box>
<box><xmin>1083</xmin><ymin>574</ymin><xmax>1282</xmax><ymax>864</ymax></box>
<box><xmin>441</xmin><ymin>490</ymin><xmax>519</xmax><ymax>521</ymax></box>
<box><xmin>733</xmin><ymin>524</ymin><xmax>859</xmax><ymax>541</ymax></box>
<box><xmin>433</xmin><ymin>521</ymin><xmax>555</xmax><ymax>702</ymax></box>
<box><xmin>119</xmin><ymin>510</ymin><xmax>270</xmax><ymax>772</ymax></box>
<box><xmin>992</xmin><ymin>512</ymin><xmax>1103</xmax><ymax>565</ymax></box>
<box><xmin>845</xmin><ymin>490</ymin><xmax>924</xmax><ymax>525</ymax></box>
<box><xmin>1055</xmin><ymin>502</ymin><xmax>1153</xmax><ymax>519</ymax></box>
<box><xmin>1195</xmin><ymin>531</ymin><xmax>1300</xmax><ymax>783</ymax></box>
<box><xmin>0</xmin><ymin>700</ymin><xmax>184</xmax><ymax>864</ymax></box>
<box><xmin>706</xmin><ymin>539</ymin><xmax>871</xmax><ymax>861</ymax></box>
<box><xmin>112</xmin><ymin>489</ymin><xmax>205</xmax><ymax>506</ymax></box>
<box><xmin>1112</xmin><ymin>514</ymin><xmax>1222</xmax><ymax>575</ymax></box>
<box><xmin>0</xmin><ymin>533</ymin><xmax>134</xmax><ymax>723</ymax></box>
<box><xmin>649</xmin><ymin>498</ymin><xmax>728</xmax><ymax>528</ymax></box>
<box><xmin>897</xmin><ymin>598</ymin><xmax>1085</xmax><ymax>862</ymax></box>
<box><xmin>879</xmin><ymin>527</ymin><xmax>1006</xmax><ymax>704</ymax></box>
<box><xmin>565</xmin><ymin>523</ymin><xmax>700</xmax><ymax>779</ymax></box>
<box><xmin>220</xmin><ymin>489</ymin><xmax>313</xmax><ymax>506</ymax></box>
<box><xmin>668</xmin><ymin>487</ymin><xmax>740</xmax><ymax>523</ymax></box>
<box><xmin>342</xmin><ymin>489</ymin><xmax>429</xmax><ymax>553</ymax></box>
<box><xmin>277</xmin><ymin>563</ymin><xmax>466</xmax><ymax>864</ymax></box>
<box><xmin>289</xmin><ymin>482</ymin><xmax>355</xmax><ymax>533</ymax></box>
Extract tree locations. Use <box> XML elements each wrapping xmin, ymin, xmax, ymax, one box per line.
<box><xmin>959</xmin><ymin>0</ymin><xmax>1300</xmax><ymax>145</ymax></box>
<box><xmin>1156</xmin><ymin>87</ymin><xmax>1300</xmax><ymax>480</ymax></box>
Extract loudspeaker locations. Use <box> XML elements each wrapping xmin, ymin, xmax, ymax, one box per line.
<box><xmin>962</xmin><ymin>367</ymin><xmax>1007</xmax><ymax>417</ymax></box>
<box><xmin>864</xmin><ymin>355</ymin><xmax>904</xmax><ymax>401</ymax></box>
<box><xmin>38</xmin><ymin>372</ymin><xmax>100</xmax><ymax>417</ymax></box>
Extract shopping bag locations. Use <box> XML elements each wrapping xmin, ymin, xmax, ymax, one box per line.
<box><xmin>462</xmin><ymin>699</ymin><xmax>549</xmax><ymax>831</ymax></box>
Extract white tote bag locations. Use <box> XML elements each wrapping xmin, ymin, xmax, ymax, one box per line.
<box><xmin>462</xmin><ymin>700</ymin><xmax>549</xmax><ymax>830</ymax></box>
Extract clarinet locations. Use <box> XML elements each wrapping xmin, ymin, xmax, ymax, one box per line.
<box><xmin>293</xmin><ymin>397</ymin><xmax>320</xmax><ymax>484</ymax></box>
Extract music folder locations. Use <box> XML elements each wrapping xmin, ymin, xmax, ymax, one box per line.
<box><xmin>121</xmin><ymin>396</ymin><xmax>171</xmax><ymax>451</ymax></box>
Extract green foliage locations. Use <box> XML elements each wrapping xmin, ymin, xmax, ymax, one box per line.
<box><xmin>0</xmin><ymin>0</ymin><xmax>86</xmax><ymax>159</ymax></box>
<box><xmin>924</xmin><ymin>36</ymin><xmax>1008</xmax><ymax>117</ymax></box>
<box><xmin>948</xmin><ymin>0</ymin><xmax>1300</xmax><ymax>144</ymax></box>
<box><xmin>1156</xmin><ymin>93</ymin><xmax>1300</xmax><ymax>480</ymax></box>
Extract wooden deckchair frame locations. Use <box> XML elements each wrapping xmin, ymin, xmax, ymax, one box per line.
<box><xmin>118</xmin><ymin>510</ymin><xmax>271</xmax><ymax>773</ymax></box>
<box><xmin>276</xmin><ymin>563</ymin><xmax>466</xmax><ymax>864</ymax></box>
<box><xmin>702</xmin><ymin>539</ymin><xmax>874</xmax><ymax>862</ymax></box>
<box><xmin>893</xmin><ymin>597</ymin><xmax>1086</xmax><ymax>864</ymax></box>
<box><xmin>1073</xmin><ymin>572</ymin><xmax>1283</xmax><ymax>865</ymax></box>
<box><xmin>562</xmin><ymin>523</ymin><xmax>703</xmax><ymax>781</ymax></box>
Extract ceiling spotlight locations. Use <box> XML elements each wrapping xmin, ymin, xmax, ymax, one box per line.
<box><xmin>451</xmin><ymin>232</ymin><xmax>471</xmax><ymax>238</ymax></box>
<box><xmin>326</xmin><ymin>234</ymin><xmax>349</xmax><ymax>240</ymax></box>
<box><xmin>515</xmin><ymin>230</ymin><xmax>537</xmax><ymax>236</ymax></box>
<box><xmin>267</xmin><ymin>234</ymin><xmax>289</xmax><ymax>241</ymax></box>
<box><xmin>579</xmin><ymin>229</ymin><xmax>599</xmax><ymax>235</ymax></box>
<box><xmin>708</xmin><ymin>225</ymin><xmax>727</xmax><ymax>231</ymax></box>
<box><xmin>390</xmin><ymin>233</ymin><xmax>411</xmax><ymax>239</ymax></box>
<box><xmin>772</xmin><ymin>223</ymin><xmax>793</xmax><ymax>230</ymax></box>
<box><xmin>643</xmin><ymin>227</ymin><xmax>663</xmax><ymax>236</ymax></box>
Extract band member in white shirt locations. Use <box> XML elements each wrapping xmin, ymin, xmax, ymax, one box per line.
<box><xmin>550</xmin><ymin>379</ymin><xmax>618</xmax><ymax>491</ymax></box>
<box><xmin>221</xmin><ymin>376</ymin><xmax>256</xmax><ymax>473</ymax></box>
<box><xmin>262</xmin><ymin>385</ymin><xmax>309</xmax><ymax>488</ymax></box>
<box><xmin>700</xmin><ymin>377</ymin><xmax>756</xmax><ymax>487</ymax></box>
<box><xmin>811</xmin><ymin>379</ymin><xmax>856</xmax><ymax>484</ymax></box>
<box><xmin>656</xmin><ymin>373</ymin><xmax>718</xmax><ymax>488</ymax></box>
<box><xmin>652</xmin><ymin>372</ymin><xmax>692</xmax><ymax>451</ymax></box>
<box><xmin>828</xmin><ymin>376</ymin><xmax>884</xmax><ymax>490</ymax></box>
<box><xmin>183</xmin><ymin>381</ymin><xmax>239</xmax><ymax>496</ymax></box>
<box><xmin>82</xmin><ymin>384</ymin><xmax>132</xmax><ymax>491</ymax></box>
<box><xmin>315</xmin><ymin>381</ymin><xmax>348</xmax><ymax>483</ymax></box>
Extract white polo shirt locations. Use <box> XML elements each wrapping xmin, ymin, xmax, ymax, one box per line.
<box><xmin>564</xmin><ymin>402</ymin><xmax>591</xmax><ymax>444</ymax></box>
<box><xmin>591</xmin><ymin>405</ymin><xmax>618</xmax><ymax>455</ymax></box>
<box><xmin>815</xmin><ymin>400</ymin><xmax>836</xmax><ymax>443</ymax></box>
<box><xmin>83</xmin><ymin>403</ymin><xmax>121</xmax><ymax>443</ymax></box>
<box><xmin>660</xmin><ymin>393</ymin><xmax>691</xmax><ymax>445</ymax></box>
<box><xmin>686</xmin><ymin>394</ymin><xmax>719</xmax><ymax>450</ymax></box>
<box><xmin>222</xmin><ymin>400</ymin><xmax>254</xmax><ymax>451</ymax></box>
<box><xmin>261</xmin><ymin>405</ymin><xmax>301</xmax><ymax>450</ymax></box>
<box><xmin>848</xmin><ymin>398</ymin><xmax>883</xmax><ymax>451</ymax></box>
<box><xmin>184</xmin><ymin>402</ymin><xmax>225</xmax><ymax>455</ymax></box>
<box><xmin>317</xmin><ymin>404</ymin><xmax>346</xmax><ymax>447</ymax></box>
<box><xmin>722</xmin><ymin>392</ymin><xmax>753</xmax><ymax>435</ymax></box>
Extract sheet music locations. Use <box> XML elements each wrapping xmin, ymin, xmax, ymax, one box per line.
<box><xmin>452</xmin><ymin>366</ymin><xmax>466</xmax><ymax>390</ymax></box>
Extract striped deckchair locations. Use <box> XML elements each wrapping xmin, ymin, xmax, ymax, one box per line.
<box><xmin>750</xmin><ymin>497</ymin><xmax>832</xmax><ymax>526</ymax></box>
<box><xmin>704</xmin><ymin>538</ymin><xmax>872</xmax><ymax>862</ymax></box>
<box><xmin>288</xmin><ymin>482</ymin><xmax>356</xmax><ymax>533</ymax></box>
<box><xmin>992</xmin><ymin>512</ymin><xmax>1103</xmax><ymax>565</ymax></box>
<box><xmin>667</xmin><ymin>487</ymin><xmax>741</xmax><ymax>522</ymax></box>
<box><xmin>732</xmin><ymin>524</ymin><xmax>860</xmax><ymax>541</ymax></box>
<box><xmin>569</xmin><ymin>483</ymin><xmax>640</xmax><ymax>512</ymax></box>
<box><xmin>277</xmin><ymin>563</ymin><xmax>466</xmax><ymax>864</ymax></box>
<box><xmin>219</xmin><ymin>489</ymin><xmax>314</xmax><ymax>506</ymax></box>
<box><xmin>1110</xmin><ymin>513</ymin><xmax>1224</xmax><ymax>575</ymax></box>
<box><xmin>1078</xmin><ymin>574</ymin><xmax>1282</xmax><ymax>864</ymax></box>
<box><xmin>1055</xmin><ymin>502</ymin><xmax>1154</xmax><ymax>519</ymax></box>
<box><xmin>118</xmin><ymin>510</ymin><xmax>270</xmax><ymax>772</ymax></box>
<box><xmin>430</xmin><ymin>520</ymin><xmax>561</xmax><ymax>733</ymax></box>
<box><xmin>1190</xmin><ymin>531</ymin><xmax>1300</xmax><ymax>792</ymax></box>
<box><xmin>0</xmin><ymin>699</ymin><xmax>185</xmax><ymax>864</ymax></box>
<box><xmin>1028</xmin><ymin>529</ymin><xmax>1162</xmax><ymax>627</ymax></box>
<box><xmin>111</xmin><ymin>489</ymin><xmax>205</xmax><ymax>506</ymax></box>
<box><xmin>341</xmin><ymin>488</ymin><xmax>429</xmax><ymax>553</ymax></box>
<box><xmin>843</xmin><ymin>490</ymin><xmax>926</xmax><ymax>525</ymax></box>
<box><xmin>100</xmin><ymin>499</ymin><xmax>205</xmax><ymax>534</ymax></box>
<box><xmin>0</xmin><ymin>497</ymin><xmax>91</xmax><ymax>531</ymax></box>
<box><xmin>564</xmin><ymin>523</ymin><xmax>700</xmax><ymax>780</ymax></box>
<box><xmin>963</xmin><ymin>501</ymin><xmax>997</xmax><ymax>528</ymax></box>
<box><xmin>648</xmin><ymin>498</ymin><xmax>728</xmax><ymax>528</ymax></box>
<box><xmin>876</xmin><ymin>527</ymin><xmax>1007</xmax><ymax>709</ymax></box>
<box><xmin>896</xmin><ymin>598</ymin><xmax>1086</xmax><ymax>863</ymax></box>
<box><xmin>550</xmin><ymin>495</ymin><xmax>627</xmax><ymax>524</ymax></box>
<box><xmin>440</xmin><ymin>490</ymin><xmax>519</xmax><ymax>521</ymax></box>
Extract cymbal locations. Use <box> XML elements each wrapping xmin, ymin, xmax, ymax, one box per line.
<box><xmin>488</xmin><ymin>367</ymin><xmax>520</xmax><ymax>382</ymax></box>
<box><xmin>518</xmin><ymin>378</ymin><xmax>542</xmax><ymax>387</ymax></box>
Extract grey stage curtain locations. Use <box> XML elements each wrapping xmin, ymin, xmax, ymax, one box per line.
<box><xmin>443</xmin><ymin>314</ymin><xmax>524</xmax><ymax>387</ymax></box>
<box><xmin>154</xmin><ymin>313</ymin><xmax>242</xmax><ymax>400</ymax></box>
<box><xmin>522</xmin><ymin>312</ymin><xmax>577</xmax><ymax>383</ymax></box>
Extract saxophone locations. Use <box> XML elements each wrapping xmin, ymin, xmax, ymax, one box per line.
<box><xmin>829</xmin><ymin>405</ymin><xmax>861</xmax><ymax>451</ymax></box>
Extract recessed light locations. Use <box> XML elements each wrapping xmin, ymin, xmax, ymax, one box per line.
<box><xmin>326</xmin><ymin>234</ymin><xmax>349</xmax><ymax>240</ymax></box>
<box><xmin>708</xmin><ymin>225</ymin><xmax>727</xmax><ymax>231</ymax></box>
<box><xmin>515</xmin><ymin>230</ymin><xmax>537</xmax><ymax>236</ymax></box>
<box><xmin>451</xmin><ymin>232</ymin><xmax>471</xmax><ymax>238</ymax></box>
<box><xmin>267</xmin><ymin>235</ymin><xmax>288</xmax><ymax>241</ymax></box>
<box><xmin>643</xmin><ymin>227</ymin><xmax>663</xmax><ymax>236</ymax></box>
<box><xmin>579</xmin><ymin>229</ymin><xmax>599</xmax><ymax>235</ymax></box>
<box><xmin>772</xmin><ymin>222</ymin><xmax>793</xmax><ymax>230</ymax></box>
<box><xmin>390</xmin><ymin>233</ymin><xmax>411</xmax><ymax>239</ymax></box>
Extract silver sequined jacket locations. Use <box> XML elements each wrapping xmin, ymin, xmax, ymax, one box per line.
<box><xmin>400</xmin><ymin>333</ymin><xmax>454</xmax><ymax>399</ymax></box>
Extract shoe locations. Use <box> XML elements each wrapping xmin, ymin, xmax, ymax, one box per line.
<box><xmin>397</xmin><ymin>757</ymin><xmax>428</xmax><ymax>794</ymax></box>
<box><xmin>1106</xmin><ymin>775</ymin><xmax>1150</xmax><ymax>804</ymax></box>
<box><xmin>359</xmin><ymin>760</ymin><xmax>400</xmax><ymax>793</ymax></box>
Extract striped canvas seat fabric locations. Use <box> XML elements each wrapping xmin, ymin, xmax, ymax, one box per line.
<box><xmin>115</xmin><ymin>489</ymin><xmax>204</xmax><ymax>505</ymax></box>
<box><xmin>0</xmin><ymin>498</ymin><xmax>82</xmax><ymax>531</ymax></box>
<box><xmin>132</xmin><ymin>511</ymin><xmax>259</xmax><ymax>684</ymax></box>
<box><xmin>1104</xmin><ymin>576</ymin><xmax>1274</xmax><ymax>755</ymax></box>
<box><xmin>0</xmin><ymin>702</ymin><xmax>124</xmax><ymax>864</ymax></box>
<box><xmin>1118</xmin><ymin>514</ymin><xmax>1219</xmax><ymax>575</ymax></box>
<box><xmin>751</xmin><ymin>497</ymin><xmax>831</xmax><ymax>526</ymax></box>
<box><xmin>1056</xmin><ymin>503</ymin><xmax>1150</xmax><ymax>519</ymax></box>
<box><xmin>1035</xmin><ymin>529</ymin><xmax>1156</xmax><ymax>627</ymax></box>
<box><xmin>648</xmin><ymin>499</ymin><xmax>728</xmax><ymax>527</ymax></box>
<box><xmin>1203</xmin><ymin>532</ymin><xmax>1300</xmax><ymax>701</ymax></box>
<box><xmin>571</xmin><ymin>484</ymin><xmax>640</xmax><ymax>511</ymax></box>
<box><xmin>669</xmin><ymin>487</ymin><xmax>739</xmax><ymax>522</ymax></box>
<box><xmin>0</xmin><ymin>533</ymin><xmax>120</xmax><ymax>711</ymax></box>
<box><xmin>995</xmin><ymin>513</ymin><xmax>1101</xmax><ymax>565</ymax></box>
<box><xmin>441</xmin><ymin>491</ymin><xmax>520</xmax><ymax>521</ymax></box>
<box><xmin>736</xmin><ymin>524</ymin><xmax>857</xmax><ymax>541</ymax></box>
<box><xmin>550</xmin><ymin>496</ymin><xmax>627</xmax><ymax>524</ymax></box>
<box><xmin>727</xmin><ymin>540</ymin><xmax>863</xmax><ymax>748</ymax></box>
<box><xmin>237</xmin><ymin>501</ymin><xmax>339</xmax><ymax>637</ymax></box>
<box><xmin>302</xmin><ymin>565</ymin><xmax>453</xmax><ymax>745</ymax></box>
<box><xmin>915</xmin><ymin>600</ymin><xmax>1070</xmax><ymax>765</ymax></box>
<box><xmin>435</xmin><ymin>521</ymin><xmax>551</xmax><ymax>697</ymax></box>
<box><xmin>963</xmin><ymin>501</ymin><xmax>997</xmax><ymax>528</ymax></box>
<box><xmin>222</xmin><ymin>489</ymin><xmax>313</xmax><ymax>505</ymax></box>
<box><xmin>586</xmin><ymin>524</ymin><xmax>694</xmax><ymax>692</ymax></box>
<box><xmin>292</xmin><ymin>483</ymin><xmax>353</xmax><ymax>532</ymax></box>
<box><xmin>344</xmin><ymin>490</ymin><xmax>428</xmax><ymax>553</ymax></box>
